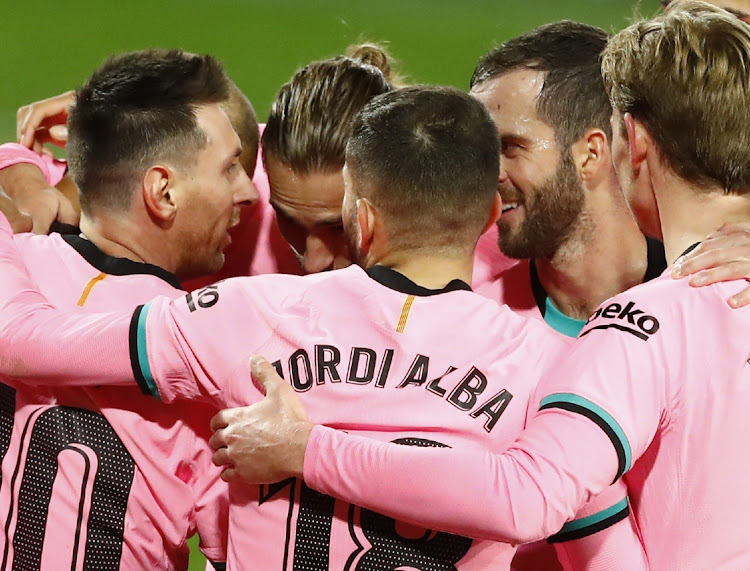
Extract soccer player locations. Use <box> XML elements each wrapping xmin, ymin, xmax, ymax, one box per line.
<box><xmin>471</xmin><ymin>21</ymin><xmax>666</xmax><ymax>337</ymax></box>
<box><xmin>205</xmin><ymin>3</ymin><xmax>750</xmax><ymax>568</ymax></box>
<box><xmin>467</xmin><ymin>25</ymin><xmax>658</xmax><ymax>568</ymax></box>
<box><xmin>13</xmin><ymin>43</ymin><xmax>512</xmax><ymax>284</ymax></box>
<box><xmin>0</xmin><ymin>49</ymin><xmax>258</xmax><ymax>569</ymax></box>
<box><xmin>0</xmin><ymin>86</ymin><xmax>647</xmax><ymax>569</ymax></box>
<box><xmin>5</xmin><ymin>75</ymin><xmax>302</xmax><ymax>285</ymax></box>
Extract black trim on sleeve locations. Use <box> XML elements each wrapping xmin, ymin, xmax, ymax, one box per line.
<box><xmin>129</xmin><ymin>305</ymin><xmax>150</xmax><ymax>396</ymax></box>
<box><xmin>546</xmin><ymin>504</ymin><xmax>629</xmax><ymax>544</ymax></box>
<box><xmin>210</xmin><ymin>563</ymin><xmax>227</xmax><ymax>571</ymax></box>
<box><xmin>539</xmin><ymin>401</ymin><xmax>628</xmax><ymax>483</ymax></box>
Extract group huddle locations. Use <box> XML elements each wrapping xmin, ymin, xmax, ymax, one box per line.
<box><xmin>0</xmin><ymin>1</ymin><xmax>749</xmax><ymax>570</ymax></box>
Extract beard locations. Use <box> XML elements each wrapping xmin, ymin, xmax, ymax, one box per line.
<box><xmin>498</xmin><ymin>151</ymin><xmax>585</xmax><ymax>259</ymax></box>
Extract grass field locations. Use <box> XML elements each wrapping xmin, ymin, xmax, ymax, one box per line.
<box><xmin>2</xmin><ymin>1</ymin><xmax>658</xmax><ymax>568</ymax></box>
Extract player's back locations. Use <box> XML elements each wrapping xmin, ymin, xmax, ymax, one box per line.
<box><xmin>1</xmin><ymin>233</ymin><xmax>226</xmax><ymax>570</ymax></box>
<box><xmin>139</xmin><ymin>264</ymin><xmax>571</xmax><ymax>569</ymax></box>
<box><xmin>614</xmin><ymin>274</ymin><xmax>750</xmax><ymax>569</ymax></box>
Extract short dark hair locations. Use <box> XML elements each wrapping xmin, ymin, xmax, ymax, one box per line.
<box><xmin>262</xmin><ymin>44</ymin><xmax>394</xmax><ymax>175</ymax></box>
<box><xmin>346</xmin><ymin>86</ymin><xmax>500</xmax><ymax>252</ymax></box>
<box><xmin>67</xmin><ymin>49</ymin><xmax>230</xmax><ymax>214</ymax></box>
<box><xmin>471</xmin><ymin>21</ymin><xmax>612</xmax><ymax>149</ymax></box>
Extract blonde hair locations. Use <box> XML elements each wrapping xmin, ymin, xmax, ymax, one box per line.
<box><xmin>262</xmin><ymin>43</ymin><xmax>398</xmax><ymax>175</ymax></box>
<box><xmin>602</xmin><ymin>0</ymin><xmax>750</xmax><ymax>192</ymax></box>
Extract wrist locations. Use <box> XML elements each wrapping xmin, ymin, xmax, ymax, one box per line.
<box><xmin>290</xmin><ymin>421</ymin><xmax>314</xmax><ymax>478</ymax></box>
<box><xmin>0</xmin><ymin>163</ymin><xmax>50</xmax><ymax>201</ymax></box>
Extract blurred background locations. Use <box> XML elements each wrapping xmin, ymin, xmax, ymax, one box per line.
<box><xmin>0</xmin><ymin>1</ymin><xmax>658</xmax><ymax>568</ymax></box>
<box><xmin>1</xmin><ymin>0</ymin><xmax>659</xmax><ymax>143</ymax></box>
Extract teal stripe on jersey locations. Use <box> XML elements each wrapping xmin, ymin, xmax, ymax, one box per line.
<box><xmin>136</xmin><ymin>301</ymin><xmax>161</xmax><ymax>400</ymax></box>
<box><xmin>544</xmin><ymin>298</ymin><xmax>586</xmax><ymax>338</ymax></box>
<box><xmin>558</xmin><ymin>497</ymin><xmax>628</xmax><ymax>534</ymax></box>
<box><xmin>539</xmin><ymin>393</ymin><xmax>632</xmax><ymax>477</ymax></box>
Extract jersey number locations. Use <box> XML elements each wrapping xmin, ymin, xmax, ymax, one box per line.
<box><xmin>0</xmin><ymin>385</ymin><xmax>135</xmax><ymax>570</ymax></box>
<box><xmin>260</xmin><ymin>437</ymin><xmax>473</xmax><ymax>570</ymax></box>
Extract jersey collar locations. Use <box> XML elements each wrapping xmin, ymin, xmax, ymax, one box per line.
<box><xmin>366</xmin><ymin>265</ymin><xmax>472</xmax><ymax>297</ymax></box>
<box><xmin>63</xmin><ymin>234</ymin><xmax>182</xmax><ymax>290</ymax></box>
<box><xmin>529</xmin><ymin>236</ymin><xmax>668</xmax><ymax>336</ymax></box>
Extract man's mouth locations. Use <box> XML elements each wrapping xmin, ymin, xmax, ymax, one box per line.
<box><xmin>228</xmin><ymin>210</ymin><xmax>241</xmax><ymax>230</ymax></box>
<box><xmin>502</xmin><ymin>202</ymin><xmax>519</xmax><ymax>213</ymax></box>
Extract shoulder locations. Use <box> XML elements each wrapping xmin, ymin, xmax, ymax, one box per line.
<box><xmin>211</xmin><ymin>265</ymin><xmax>369</xmax><ymax>303</ymax></box>
<box><xmin>14</xmin><ymin>230</ymin><xmax>58</xmax><ymax>252</ymax></box>
<box><xmin>581</xmin><ymin>272</ymin><xmax>737</xmax><ymax>345</ymax></box>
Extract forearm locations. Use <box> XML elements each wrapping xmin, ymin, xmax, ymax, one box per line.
<box><xmin>0</xmin><ymin>162</ymin><xmax>50</xmax><ymax>200</ymax></box>
<box><xmin>304</xmin><ymin>410</ymin><xmax>618</xmax><ymax>544</ymax></box>
<box><xmin>0</xmin><ymin>143</ymin><xmax>66</xmax><ymax>191</ymax></box>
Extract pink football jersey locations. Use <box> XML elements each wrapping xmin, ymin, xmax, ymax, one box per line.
<box><xmin>134</xmin><ymin>265</ymin><xmax>644</xmax><ymax>569</ymax></box>
<box><xmin>0</xmin><ymin>215</ymin><xmax>646</xmax><ymax>570</ymax></box>
<box><xmin>299</xmin><ymin>260</ymin><xmax>750</xmax><ymax>569</ymax></box>
<box><xmin>133</xmin><ymin>265</ymin><xmax>567</xmax><ymax>569</ymax></box>
<box><xmin>0</xmin><ymin>232</ymin><xmax>227</xmax><ymax>570</ymax></box>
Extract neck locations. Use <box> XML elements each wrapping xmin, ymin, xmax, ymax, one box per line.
<box><xmin>656</xmin><ymin>176</ymin><xmax>750</xmax><ymax>265</ymax></box>
<box><xmin>371</xmin><ymin>248</ymin><xmax>474</xmax><ymax>290</ymax></box>
<box><xmin>79</xmin><ymin>211</ymin><xmax>177</xmax><ymax>274</ymax></box>
<box><xmin>535</xmin><ymin>197</ymin><xmax>649</xmax><ymax>320</ymax></box>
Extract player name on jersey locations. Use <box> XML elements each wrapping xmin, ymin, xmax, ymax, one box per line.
<box><xmin>271</xmin><ymin>347</ymin><xmax>513</xmax><ymax>433</ymax></box>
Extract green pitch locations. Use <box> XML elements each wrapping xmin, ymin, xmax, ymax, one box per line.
<box><xmin>0</xmin><ymin>1</ymin><xmax>657</xmax><ymax>568</ymax></box>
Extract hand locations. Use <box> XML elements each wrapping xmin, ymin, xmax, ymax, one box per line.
<box><xmin>0</xmin><ymin>164</ymin><xmax>79</xmax><ymax>234</ymax></box>
<box><xmin>672</xmin><ymin>223</ymin><xmax>750</xmax><ymax>307</ymax></box>
<box><xmin>0</xmin><ymin>190</ymin><xmax>32</xmax><ymax>233</ymax></box>
<box><xmin>16</xmin><ymin>91</ymin><xmax>75</xmax><ymax>154</ymax></box>
<box><xmin>209</xmin><ymin>356</ymin><xmax>313</xmax><ymax>484</ymax></box>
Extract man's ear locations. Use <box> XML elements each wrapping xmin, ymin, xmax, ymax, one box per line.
<box><xmin>572</xmin><ymin>129</ymin><xmax>609</xmax><ymax>184</ymax></box>
<box><xmin>356</xmin><ymin>197</ymin><xmax>377</xmax><ymax>255</ymax></box>
<box><xmin>482</xmin><ymin>193</ymin><xmax>502</xmax><ymax>235</ymax></box>
<box><xmin>142</xmin><ymin>165</ymin><xmax>177</xmax><ymax>222</ymax></box>
<box><xmin>625</xmin><ymin>112</ymin><xmax>648</xmax><ymax>174</ymax></box>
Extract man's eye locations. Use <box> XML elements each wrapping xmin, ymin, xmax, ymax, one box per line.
<box><xmin>502</xmin><ymin>142</ymin><xmax>520</xmax><ymax>157</ymax></box>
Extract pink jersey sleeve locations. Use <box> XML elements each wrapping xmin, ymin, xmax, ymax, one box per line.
<box><xmin>304</xmin><ymin>409</ymin><xmax>619</xmax><ymax>545</ymax></box>
<box><xmin>0</xmin><ymin>217</ymin><xmax>133</xmax><ymax>385</ymax></box>
<box><xmin>0</xmin><ymin>143</ymin><xmax>67</xmax><ymax>186</ymax></box>
<box><xmin>551</xmin><ymin>485</ymin><xmax>646</xmax><ymax>571</ymax></box>
<box><xmin>522</xmin><ymin>355</ymin><xmax>646</xmax><ymax>571</ymax></box>
<box><xmin>132</xmin><ymin>279</ymin><xmax>272</xmax><ymax>406</ymax></box>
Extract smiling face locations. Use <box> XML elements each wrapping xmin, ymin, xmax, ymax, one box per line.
<box><xmin>172</xmin><ymin>104</ymin><xmax>258</xmax><ymax>279</ymax></box>
<box><xmin>265</xmin><ymin>155</ymin><xmax>352</xmax><ymax>273</ymax></box>
<box><xmin>471</xmin><ymin>69</ymin><xmax>586</xmax><ymax>259</ymax></box>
